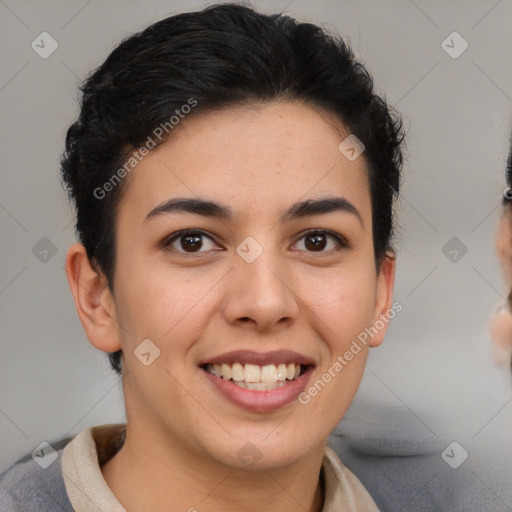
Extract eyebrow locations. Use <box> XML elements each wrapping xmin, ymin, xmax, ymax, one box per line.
<box><xmin>145</xmin><ymin>196</ymin><xmax>363</xmax><ymax>227</ymax></box>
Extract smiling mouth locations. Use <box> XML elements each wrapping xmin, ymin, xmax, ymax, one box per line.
<box><xmin>201</xmin><ymin>363</ymin><xmax>309</xmax><ymax>391</ymax></box>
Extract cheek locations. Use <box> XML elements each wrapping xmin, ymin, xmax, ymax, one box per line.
<box><xmin>113</xmin><ymin>263</ymin><xmax>222</xmax><ymax>356</ymax></box>
<box><xmin>295</xmin><ymin>265</ymin><xmax>377</xmax><ymax>346</ymax></box>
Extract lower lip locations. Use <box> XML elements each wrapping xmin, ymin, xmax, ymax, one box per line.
<box><xmin>201</xmin><ymin>367</ymin><xmax>314</xmax><ymax>413</ymax></box>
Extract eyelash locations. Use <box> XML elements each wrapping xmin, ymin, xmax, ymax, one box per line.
<box><xmin>161</xmin><ymin>228</ymin><xmax>350</xmax><ymax>257</ymax></box>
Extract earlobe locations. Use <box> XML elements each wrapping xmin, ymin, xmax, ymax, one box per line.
<box><xmin>369</xmin><ymin>252</ymin><xmax>396</xmax><ymax>348</ymax></box>
<box><xmin>65</xmin><ymin>243</ymin><xmax>122</xmax><ymax>353</ymax></box>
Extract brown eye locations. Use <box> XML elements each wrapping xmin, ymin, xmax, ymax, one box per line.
<box><xmin>294</xmin><ymin>229</ymin><xmax>348</xmax><ymax>253</ymax></box>
<box><xmin>305</xmin><ymin>233</ymin><xmax>328</xmax><ymax>251</ymax></box>
<box><xmin>163</xmin><ymin>230</ymin><xmax>220</xmax><ymax>255</ymax></box>
<box><xmin>179</xmin><ymin>234</ymin><xmax>203</xmax><ymax>252</ymax></box>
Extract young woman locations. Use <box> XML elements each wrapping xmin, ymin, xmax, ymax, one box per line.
<box><xmin>0</xmin><ymin>4</ymin><xmax>403</xmax><ymax>511</ymax></box>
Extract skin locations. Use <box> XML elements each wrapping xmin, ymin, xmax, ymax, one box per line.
<box><xmin>490</xmin><ymin>207</ymin><xmax>512</xmax><ymax>366</ymax></box>
<box><xmin>496</xmin><ymin>205</ymin><xmax>512</xmax><ymax>288</ymax></box>
<box><xmin>66</xmin><ymin>101</ymin><xmax>395</xmax><ymax>512</ymax></box>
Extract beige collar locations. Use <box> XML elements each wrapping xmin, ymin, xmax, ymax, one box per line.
<box><xmin>61</xmin><ymin>424</ymin><xmax>379</xmax><ymax>512</ymax></box>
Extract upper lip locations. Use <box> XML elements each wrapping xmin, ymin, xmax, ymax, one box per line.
<box><xmin>199</xmin><ymin>350</ymin><xmax>315</xmax><ymax>367</ymax></box>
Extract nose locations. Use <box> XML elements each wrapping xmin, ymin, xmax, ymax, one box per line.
<box><xmin>221</xmin><ymin>245</ymin><xmax>300</xmax><ymax>333</ymax></box>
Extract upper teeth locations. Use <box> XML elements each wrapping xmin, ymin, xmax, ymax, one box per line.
<box><xmin>206</xmin><ymin>363</ymin><xmax>301</xmax><ymax>383</ymax></box>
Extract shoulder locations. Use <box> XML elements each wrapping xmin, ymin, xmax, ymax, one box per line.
<box><xmin>0</xmin><ymin>441</ymin><xmax>74</xmax><ymax>512</ymax></box>
<box><xmin>323</xmin><ymin>445</ymin><xmax>380</xmax><ymax>511</ymax></box>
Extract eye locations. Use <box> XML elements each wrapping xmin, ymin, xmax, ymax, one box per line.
<box><xmin>161</xmin><ymin>228</ymin><xmax>349</xmax><ymax>256</ymax></box>
<box><xmin>293</xmin><ymin>229</ymin><xmax>349</xmax><ymax>253</ymax></box>
<box><xmin>162</xmin><ymin>229</ymin><xmax>222</xmax><ymax>255</ymax></box>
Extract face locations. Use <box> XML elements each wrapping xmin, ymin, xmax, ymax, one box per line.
<box><xmin>496</xmin><ymin>206</ymin><xmax>512</xmax><ymax>289</ymax></box>
<box><xmin>82</xmin><ymin>101</ymin><xmax>394</xmax><ymax>471</ymax></box>
<box><xmin>491</xmin><ymin>207</ymin><xmax>512</xmax><ymax>365</ymax></box>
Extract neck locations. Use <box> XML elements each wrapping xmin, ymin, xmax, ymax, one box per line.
<box><xmin>101</xmin><ymin>422</ymin><xmax>325</xmax><ymax>512</ymax></box>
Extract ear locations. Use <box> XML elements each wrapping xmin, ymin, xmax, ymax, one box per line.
<box><xmin>369</xmin><ymin>251</ymin><xmax>396</xmax><ymax>348</ymax></box>
<box><xmin>65</xmin><ymin>243</ymin><xmax>122</xmax><ymax>353</ymax></box>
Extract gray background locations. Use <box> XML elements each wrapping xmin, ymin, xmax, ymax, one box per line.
<box><xmin>1</xmin><ymin>0</ymin><xmax>511</xmax><ymax>506</ymax></box>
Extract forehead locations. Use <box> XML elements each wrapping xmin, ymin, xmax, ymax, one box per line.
<box><xmin>116</xmin><ymin>101</ymin><xmax>371</xmax><ymax>225</ymax></box>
